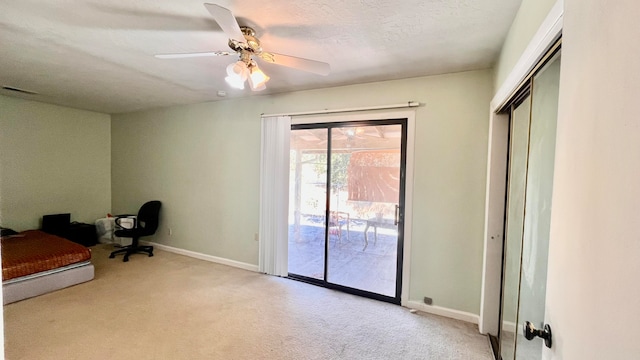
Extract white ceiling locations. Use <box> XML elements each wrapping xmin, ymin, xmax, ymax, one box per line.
<box><xmin>0</xmin><ymin>0</ymin><xmax>522</xmax><ymax>114</ymax></box>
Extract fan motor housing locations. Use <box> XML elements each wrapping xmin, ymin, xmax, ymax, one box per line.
<box><xmin>228</xmin><ymin>26</ymin><xmax>262</xmax><ymax>54</ymax></box>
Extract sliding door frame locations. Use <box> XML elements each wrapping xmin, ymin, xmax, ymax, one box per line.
<box><xmin>289</xmin><ymin>109</ymin><xmax>416</xmax><ymax>306</ymax></box>
<box><xmin>289</xmin><ymin>119</ymin><xmax>407</xmax><ymax>304</ymax></box>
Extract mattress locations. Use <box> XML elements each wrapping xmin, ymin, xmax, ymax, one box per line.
<box><xmin>2</xmin><ymin>230</ymin><xmax>92</xmax><ymax>281</ymax></box>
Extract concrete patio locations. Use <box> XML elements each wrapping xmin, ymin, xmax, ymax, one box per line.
<box><xmin>288</xmin><ymin>214</ymin><xmax>399</xmax><ymax>297</ymax></box>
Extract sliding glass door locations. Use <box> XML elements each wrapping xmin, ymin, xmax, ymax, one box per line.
<box><xmin>288</xmin><ymin>127</ymin><xmax>328</xmax><ymax>280</ymax></box>
<box><xmin>288</xmin><ymin>119</ymin><xmax>407</xmax><ymax>303</ymax></box>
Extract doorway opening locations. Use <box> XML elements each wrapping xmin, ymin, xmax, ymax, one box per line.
<box><xmin>287</xmin><ymin>119</ymin><xmax>408</xmax><ymax>304</ymax></box>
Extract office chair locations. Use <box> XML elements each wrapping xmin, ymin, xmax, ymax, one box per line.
<box><xmin>109</xmin><ymin>200</ymin><xmax>162</xmax><ymax>262</ymax></box>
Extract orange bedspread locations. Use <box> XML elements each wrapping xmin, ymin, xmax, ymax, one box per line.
<box><xmin>2</xmin><ymin>230</ymin><xmax>91</xmax><ymax>281</ymax></box>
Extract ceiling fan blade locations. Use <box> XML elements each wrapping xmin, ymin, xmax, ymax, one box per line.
<box><xmin>259</xmin><ymin>52</ymin><xmax>330</xmax><ymax>76</ymax></box>
<box><xmin>203</xmin><ymin>3</ymin><xmax>246</xmax><ymax>43</ymax></box>
<box><xmin>155</xmin><ymin>51</ymin><xmax>233</xmax><ymax>59</ymax></box>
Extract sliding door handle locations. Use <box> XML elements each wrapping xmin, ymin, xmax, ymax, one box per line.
<box><xmin>394</xmin><ymin>205</ymin><xmax>400</xmax><ymax>226</ymax></box>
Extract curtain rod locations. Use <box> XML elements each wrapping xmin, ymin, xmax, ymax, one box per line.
<box><xmin>261</xmin><ymin>101</ymin><xmax>420</xmax><ymax>118</ymax></box>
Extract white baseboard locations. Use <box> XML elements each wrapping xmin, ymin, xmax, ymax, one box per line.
<box><xmin>141</xmin><ymin>241</ymin><xmax>259</xmax><ymax>273</ymax></box>
<box><xmin>405</xmin><ymin>301</ymin><xmax>480</xmax><ymax>325</ymax></box>
<box><xmin>139</xmin><ymin>242</ymin><xmax>476</xmax><ymax>325</ymax></box>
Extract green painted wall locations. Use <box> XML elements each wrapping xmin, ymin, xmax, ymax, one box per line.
<box><xmin>0</xmin><ymin>95</ymin><xmax>111</xmax><ymax>231</ymax></box>
<box><xmin>494</xmin><ymin>0</ymin><xmax>558</xmax><ymax>89</ymax></box>
<box><xmin>112</xmin><ymin>69</ymin><xmax>493</xmax><ymax>315</ymax></box>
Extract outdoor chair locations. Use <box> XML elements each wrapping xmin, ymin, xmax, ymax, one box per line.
<box><xmin>328</xmin><ymin>211</ymin><xmax>350</xmax><ymax>242</ymax></box>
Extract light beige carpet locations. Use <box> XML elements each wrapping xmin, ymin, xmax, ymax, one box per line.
<box><xmin>4</xmin><ymin>244</ymin><xmax>493</xmax><ymax>360</ymax></box>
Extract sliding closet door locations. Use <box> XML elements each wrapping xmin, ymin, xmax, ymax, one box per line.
<box><xmin>514</xmin><ymin>52</ymin><xmax>561</xmax><ymax>360</ymax></box>
<box><xmin>498</xmin><ymin>51</ymin><xmax>561</xmax><ymax>360</ymax></box>
<box><xmin>499</xmin><ymin>95</ymin><xmax>531</xmax><ymax>360</ymax></box>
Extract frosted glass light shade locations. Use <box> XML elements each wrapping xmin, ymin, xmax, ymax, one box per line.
<box><xmin>225</xmin><ymin>76</ymin><xmax>245</xmax><ymax>89</ymax></box>
<box><xmin>248</xmin><ymin>66</ymin><xmax>270</xmax><ymax>91</ymax></box>
<box><xmin>226</xmin><ymin>61</ymin><xmax>249</xmax><ymax>81</ymax></box>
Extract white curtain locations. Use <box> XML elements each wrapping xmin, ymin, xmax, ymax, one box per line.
<box><xmin>258</xmin><ymin>116</ymin><xmax>291</xmax><ymax>276</ymax></box>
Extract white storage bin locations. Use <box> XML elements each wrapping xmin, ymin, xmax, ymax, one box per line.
<box><xmin>95</xmin><ymin>217</ymin><xmax>115</xmax><ymax>244</ymax></box>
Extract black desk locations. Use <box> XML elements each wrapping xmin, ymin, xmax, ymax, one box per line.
<box><xmin>65</xmin><ymin>223</ymin><xmax>97</xmax><ymax>247</ymax></box>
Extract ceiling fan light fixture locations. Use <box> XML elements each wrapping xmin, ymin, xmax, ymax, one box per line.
<box><xmin>156</xmin><ymin>4</ymin><xmax>332</xmax><ymax>93</ymax></box>
<box><xmin>248</xmin><ymin>65</ymin><xmax>270</xmax><ymax>91</ymax></box>
<box><xmin>249</xmin><ymin>82</ymin><xmax>267</xmax><ymax>92</ymax></box>
<box><xmin>226</xmin><ymin>61</ymin><xmax>249</xmax><ymax>81</ymax></box>
<box><xmin>225</xmin><ymin>75</ymin><xmax>245</xmax><ymax>89</ymax></box>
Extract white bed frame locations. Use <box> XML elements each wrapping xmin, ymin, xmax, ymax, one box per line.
<box><xmin>3</xmin><ymin>262</ymin><xmax>94</xmax><ymax>305</ymax></box>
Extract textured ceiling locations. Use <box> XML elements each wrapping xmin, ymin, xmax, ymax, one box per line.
<box><xmin>0</xmin><ymin>0</ymin><xmax>522</xmax><ymax>114</ymax></box>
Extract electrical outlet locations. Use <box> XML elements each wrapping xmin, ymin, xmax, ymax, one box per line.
<box><xmin>254</xmin><ymin>233</ymin><xmax>259</xmax><ymax>241</ymax></box>
<box><xmin>168</xmin><ymin>227</ymin><xmax>173</xmax><ymax>236</ymax></box>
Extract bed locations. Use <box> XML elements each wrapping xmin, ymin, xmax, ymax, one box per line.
<box><xmin>2</xmin><ymin>229</ymin><xmax>95</xmax><ymax>305</ymax></box>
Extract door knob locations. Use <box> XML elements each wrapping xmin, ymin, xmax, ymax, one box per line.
<box><xmin>523</xmin><ymin>321</ymin><xmax>552</xmax><ymax>348</ymax></box>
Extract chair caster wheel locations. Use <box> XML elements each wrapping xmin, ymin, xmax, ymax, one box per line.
<box><xmin>123</xmin><ymin>257</ymin><xmax>129</xmax><ymax>262</ymax></box>
<box><xmin>109</xmin><ymin>254</ymin><xmax>115</xmax><ymax>259</ymax></box>
<box><xmin>149</xmin><ymin>253</ymin><xmax>154</xmax><ymax>257</ymax></box>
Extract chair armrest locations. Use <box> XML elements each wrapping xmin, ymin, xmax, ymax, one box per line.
<box><xmin>329</xmin><ymin>211</ymin><xmax>350</xmax><ymax>226</ymax></box>
<box><xmin>115</xmin><ymin>216</ymin><xmax>137</xmax><ymax>228</ymax></box>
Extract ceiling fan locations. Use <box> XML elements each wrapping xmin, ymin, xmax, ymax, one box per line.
<box><xmin>155</xmin><ymin>3</ymin><xmax>331</xmax><ymax>91</ymax></box>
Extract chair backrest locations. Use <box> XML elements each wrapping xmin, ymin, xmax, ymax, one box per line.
<box><xmin>136</xmin><ymin>201</ymin><xmax>162</xmax><ymax>235</ymax></box>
